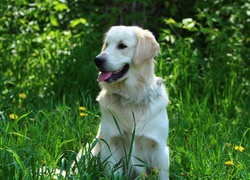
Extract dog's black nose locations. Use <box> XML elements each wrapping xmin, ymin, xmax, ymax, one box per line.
<box><xmin>94</xmin><ymin>56</ymin><xmax>106</xmax><ymax>68</ymax></box>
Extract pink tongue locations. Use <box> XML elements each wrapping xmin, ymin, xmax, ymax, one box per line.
<box><xmin>98</xmin><ymin>72</ymin><xmax>112</xmax><ymax>82</ymax></box>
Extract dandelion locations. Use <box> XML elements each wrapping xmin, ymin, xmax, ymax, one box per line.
<box><xmin>225</xmin><ymin>161</ymin><xmax>234</xmax><ymax>165</ymax></box>
<box><xmin>9</xmin><ymin>113</ymin><xmax>18</xmax><ymax>120</ymax></box>
<box><xmin>79</xmin><ymin>106</ymin><xmax>86</xmax><ymax>111</ymax></box>
<box><xmin>79</xmin><ymin>106</ymin><xmax>88</xmax><ymax>117</ymax></box>
<box><xmin>19</xmin><ymin>93</ymin><xmax>26</xmax><ymax>99</ymax></box>
<box><xmin>234</xmin><ymin>145</ymin><xmax>244</xmax><ymax>152</ymax></box>
<box><xmin>80</xmin><ymin>112</ymin><xmax>88</xmax><ymax>117</ymax></box>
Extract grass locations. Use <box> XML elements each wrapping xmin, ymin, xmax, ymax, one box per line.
<box><xmin>1</xmin><ymin>30</ymin><xmax>250</xmax><ymax>180</ymax></box>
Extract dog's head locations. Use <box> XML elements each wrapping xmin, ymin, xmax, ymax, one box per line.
<box><xmin>94</xmin><ymin>26</ymin><xmax>159</xmax><ymax>83</ymax></box>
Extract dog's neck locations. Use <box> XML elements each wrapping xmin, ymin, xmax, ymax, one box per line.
<box><xmin>122</xmin><ymin>78</ymin><xmax>163</xmax><ymax>105</ymax></box>
<box><xmin>98</xmin><ymin>75</ymin><xmax>163</xmax><ymax>106</ymax></box>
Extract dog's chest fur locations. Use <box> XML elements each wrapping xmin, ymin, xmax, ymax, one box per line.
<box><xmin>97</xmin><ymin>79</ymin><xmax>168</xmax><ymax>134</ymax></box>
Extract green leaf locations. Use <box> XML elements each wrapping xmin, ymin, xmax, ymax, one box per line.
<box><xmin>50</xmin><ymin>16</ymin><xmax>59</xmax><ymax>27</ymax></box>
<box><xmin>200</xmin><ymin>27</ymin><xmax>212</xmax><ymax>34</ymax></box>
<box><xmin>70</xmin><ymin>18</ymin><xmax>87</xmax><ymax>28</ymax></box>
<box><xmin>53</xmin><ymin>2</ymin><xmax>69</xmax><ymax>11</ymax></box>
<box><xmin>166</xmin><ymin>18</ymin><xmax>176</xmax><ymax>24</ymax></box>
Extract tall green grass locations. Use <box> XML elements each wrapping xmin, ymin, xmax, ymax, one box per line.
<box><xmin>1</xmin><ymin>3</ymin><xmax>250</xmax><ymax>178</ymax></box>
<box><xmin>1</xmin><ymin>36</ymin><xmax>249</xmax><ymax>179</ymax></box>
<box><xmin>158</xmin><ymin>38</ymin><xmax>250</xmax><ymax>179</ymax></box>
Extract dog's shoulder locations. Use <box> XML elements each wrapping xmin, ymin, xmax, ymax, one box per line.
<box><xmin>152</xmin><ymin>77</ymin><xmax>169</xmax><ymax>105</ymax></box>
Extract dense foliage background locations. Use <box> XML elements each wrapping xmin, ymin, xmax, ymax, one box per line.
<box><xmin>1</xmin><ymin>0</ymin><xmax>249</xmax><ymax>105</ymax></box>
<box><xmin>0</xmin><ymin>0</ymin><xmax>249</xmax><ymax>179</ymax></box>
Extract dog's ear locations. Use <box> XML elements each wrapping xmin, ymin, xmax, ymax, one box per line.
<box><xmin>133</xmin><ymin>28</ymin><xmax>160</xmax><ymax>65</ymax></box>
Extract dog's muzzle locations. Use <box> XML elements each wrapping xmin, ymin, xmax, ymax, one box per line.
<box><xmin>94</xmin><ymin>56</ymin><xmax>106</xmax><ymax>70</ymax></box>
<box><xmin>94</xmin><ymin>56</ymin><xmax>129</xmax><ymax>83</ymax></box>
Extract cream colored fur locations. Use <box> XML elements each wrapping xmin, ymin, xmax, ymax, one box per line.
<box><xmin>77</xmin><ymin>26</ymin><xmax>170</xmax><ymax>179</ymax></box>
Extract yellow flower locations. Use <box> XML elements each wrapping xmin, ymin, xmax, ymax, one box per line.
<box><xmin>80</xmin><ymin>112</ymin><xmax>88</xmax><ymax>117</ymax></box>
<box><xmin>225</xmin><ymin>161</ymin><xmax>234</xmax><ymax>165</ymax></box>
<box><xmin>9</xmin><ymin>114</ymin><xmax>18</xmax><ymax>120</ymax></box>
<box><xmin>79</xmin><ymin>106</ymin><xmax>86</xmax><ymax>111</ymax></box>
<box><xmin>234</xmin><ymin>145</ymin><xmax>244</xmax><ymax>152</ymax></box>
<box><xmin>19</xmin><ymin>93</ymin><xmax>26</xmax><ymax>99</ymax></box>
<box><xmin>226</xmin><ymin>143</ymin><xmax>232</xmax><ymax>147</ymax></box>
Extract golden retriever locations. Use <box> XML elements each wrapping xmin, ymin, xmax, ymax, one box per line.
<box><xmin>79</xmin><ymin>26</ymin><xmax>170</xmax><ymax>179</ymax></box>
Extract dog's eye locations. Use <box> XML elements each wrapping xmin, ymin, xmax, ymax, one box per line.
<box><xmin>117</xmin><ymin>43</ymin><xmax>127</xmax><ymax>49</ymax></box>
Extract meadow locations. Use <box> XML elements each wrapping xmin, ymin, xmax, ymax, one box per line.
<box><xmin>1</xmin><ymin>1</ymin><xmax>250</xmax><ymax>179</ymax></box>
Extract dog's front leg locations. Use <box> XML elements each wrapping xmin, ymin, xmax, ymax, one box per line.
<box><xmin>151</xmin><ymin>145</ymin><xmax>170</xmax><ymax>180</ymax></box>
<box><xmin>102</xmin><ymin>136</ymin><xmax>131</xmax><ymax>177</ymax></box>
<box><xmin>88</xmin><ymin>130</ymin><xmax>129</xmax><ymax>177</ymax></box>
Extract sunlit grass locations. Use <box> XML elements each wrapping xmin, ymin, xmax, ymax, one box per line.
<box><xmin>1</xmin><ymin>44</ymin><xmax>250</xmax><ymax>179</ymax></box>
<box><xmin>1</xmin><ymin>49</ymin><xmax>249</xmax><ymax>179</ymax></box>
<box><xmin>1</xmin><ymin>23</ymin><xmax>249</xmax><ymax>180</ymax></box>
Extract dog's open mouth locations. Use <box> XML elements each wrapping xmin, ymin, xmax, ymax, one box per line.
<box><xmin>98</xmin><ymin>64</ymin><xmax>129</xmax><ymax>83</ymax></box>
